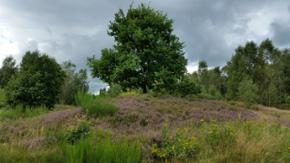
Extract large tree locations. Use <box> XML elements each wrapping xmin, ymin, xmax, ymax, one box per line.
<box><xmin>5</xmin><ymin>51</ymin><xmax>64</xmax><ymax>108</ymax></box>
<box><xmin>88</xmin><ymin>4</ymin><xmax>187</xmax><ymax>93</ymax></box>
<box><xmin>0</xmin><ymin>56</ymin><xmax>18</xmax><ymax>88</ymax></box>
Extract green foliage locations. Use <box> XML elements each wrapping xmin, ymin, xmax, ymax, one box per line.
<box><xmin>238</xmin><ymin>77</ymin><xmax>258</xmax><ymax>106</ymax></box>
<box><xmin>0</xmin><ymin>144</ymin><xmax>61</xmax><ymax>163</ymax></box>
<box><xmin>224</xmin><ymin>39</ymin><xmax>290</xmax><ymax>106</ymax></box>
<box><xmin>285</xmin><ymin>96</ymin><xmax>290</xmax><ymax>104</ymax></box>
<box><xmin>61</xmin><ymin>132</ymin><xmax>142</xmax><ymax>163</ymax></box>
<box><xmin>5</xmin><ymin>51</ymin><xmax>64</xmax><ymax>108</ymax></box>
<box><xmin>59</xmin><ymin>61</ymin><xmax>89</xmax><ymax>105</ymax></box>
<box><xmin>107</xmin><ymin>84</ymin><xmax>123</xmax><ymax>97</ymax></box>
<box><xmin>88</xmin><ymin>4</ymin><xmax>187</xmax><ymax>93</ymax></box>
<box><xmin>0</xmin><ymin>89</ymin><xmax>6</xmax><ymax>108</ymax></box>
<box><xmin>66</xmin><ymin>122</ymin><xmax>90</xmax><ymax>144</ymax></box>
<box><xmin>195</xmin><ymin>122</ymin><xmax>290</xmax><ymax>162</ymax></box>
<box><xmin>151</xmin><ymin>125</ymin><xmax>199</xmax><ymax>161</ymax></box>
<box><xmin>205</xmin><ymin>123</ymin><xmax>236</xmax><ymax>150</ymax></box>
<box><xmin>195</xmin><ymin>62</ymin><xmax>226</xmax><ymax>100</ymax></box>
<box><xmin>175</xmin><ymin>75</ymin><xmax>201</xmax><ymax>97</ymax></box>
<box><xmin>0</xmin><ymin>105</ymin><xmax>48</xmax><ymax>120</ymax></box>
<box><xmin>75</xmin><ymin>92</ymin><xmax>118</xmax><ymax>117</ymax></box>
<box><xmin>0</xmin><ymin>56</ymin><xmax>17</xmax><ymax>88</ymax></box>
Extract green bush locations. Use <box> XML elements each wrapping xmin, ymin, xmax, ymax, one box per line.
<box><xmin>61</xmin><ymin>132</ymin><xmax>142</xmax><ymax>163</ymax></box>
<box><xmin>107</xmin><ymin>84</ymin><xmax>123</xmax><ymax>97</ymax></box>
<box><xmin>75</xmin><ymin>92</ymin><xmax>118</xmax><ymax>117</ymax></box>
<box><xmin>66</xmin><ymin>122</ymin><xmax>90</xmax><ymax>144</ymax></box>
<box><xmin>176</xmin><ymin>77</ymin><xmax>201</xmax><ymax>97</ymax></box>
<box><xmin>205</xmin><ymin>123</ymin><xmax>236</xmax><ymax>150</ymax></box>
<box><xmin>151</xmin><ymin>125</ymin><xmax>200</xmax><ymax>161</ymax></box>
<box><xmin>285</xmin><ymin>96</ymin><xmax>290</xmax><ymax>104</ymax></box>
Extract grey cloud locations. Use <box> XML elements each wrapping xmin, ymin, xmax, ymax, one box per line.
<box><xmin>0</xmin><ymin>0</ymin><xmax>290</xmax><ymax>92</ymax></box>
<box><xmin>271</xmin><ymin>21</ymin><xmax>290</xmax><ymax>46</ymax></box>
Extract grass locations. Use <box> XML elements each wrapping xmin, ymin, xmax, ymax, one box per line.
<box><xmin>75</xmin><ymin>92</ymin><xmax>118</xmax><ymax>117</ymax></box>
<box><xmin>0</xmin><ymin>105</ymin><xmax>48</xmax><ymax>121</ymax></box>
<box><xmin>0</xmin><ymin>89</ymin><xmax>6</xmax><ymax>108</ymax></box>
<box><xmin>61</xmin><ymin>133</ymin><xmax>142</xmax><ymax>163</ymax></box>
<box><xmin>154</xmin><ymin>121</ymin><xmax>290</xmax><ymax>162</ymax></box>
<box><xmin>0</xmin><ymin>144</ymin><xmax>62</xmax><ymax>163</ymax></box>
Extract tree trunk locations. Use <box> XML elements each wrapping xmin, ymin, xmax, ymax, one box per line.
<box><xmin>142</xmin><ymin>84</ymin><xmax>147</xmax><ymax>93</ymax></box>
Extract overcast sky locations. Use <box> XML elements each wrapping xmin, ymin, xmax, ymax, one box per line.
<box><xmin>1</xmin><ymin>0</ymin><xmax>290</xmax><ymax>92</ymax></box>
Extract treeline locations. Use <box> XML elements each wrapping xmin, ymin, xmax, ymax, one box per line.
<box><xmin>0</xmin><ymin>51</ymin><xmax>89</xmax><ymax>108</ymax></box>
<box><xmin>187</xmin><ymin>39</ymin><xmax>290</xmax><ymax>107</ymax></box>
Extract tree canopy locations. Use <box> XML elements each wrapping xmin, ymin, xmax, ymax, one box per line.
<box><xmin>5</xmin><ymin>51</ymin><xmax>64</xmax><ymax>108</ymax></box>
<box><xmin>88</xmin><ymin>4</ymin><xmax>187</xmax><ymax>93</ymax></box>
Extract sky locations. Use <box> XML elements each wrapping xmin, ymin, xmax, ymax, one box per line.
<box><xmin>0</xmin><ymin>0</ymin><xmax>290</xmax><ymax>92</ymax></box>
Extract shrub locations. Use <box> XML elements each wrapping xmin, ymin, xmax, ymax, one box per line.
<box><xmin>61</xmin><ymin>131</ymin><xmax>142</xmax><ymax>163</ymax></box>
<box><xmin>151</xmin><ymin>125</ymin><xmax>199</xmax><ymax>161</ymax></box>
<box><xmin>75</xmin><ymin>92</ymin><xmax>118</xmax><ymax>117</ymax></box>
<box><xmin>120</xmin><ymin>90</ymin><xmax>139</xmax><ymax>97</ymax></box>
<box><xmin>205</xmin><ymin>123</ymin><xmax>236</xmax><ymax>150</ymax></box>
<box><xmin>107</xmin><ymin>84</ymin><xmax>123</xmax><ymax>97</ymax></box>
<box><xmin>176</xmin><ymin>77</ymin><xmax>201</xmax><ymax>97</ymax></box>
<box><xmin>285</xmin><ymin>96</ymin><xmax>290</xmax><ymax>104</ymax></box>
<box><xmin>66</xmin><ymin>122</ymin><xmax>90</xmax><ymax>144</ymax></box>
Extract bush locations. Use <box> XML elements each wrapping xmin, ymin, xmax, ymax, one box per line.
<box><xmin>75</xmin><ymin>92</ymin><xmax>118</xmax><ymax>117</ymax></box>
<box><xmin>66</xmin><ymin>121</ymin><xmax>90</xmax><ymax>144</ymax></box>
<box><xmin>151</xmin><ymin>125</ymin><xmax>200</xmax><ymax>161</ymax></box>
<box><xmin>107</xmin><ymin>84</ymin><xmax>123</xmax><ymax>97</ymax></box>
<box><xmin>205</xmin><ymin>123</ymin><xmax>236</xmax><ymax>150</ymax></box>
<box><xmin>61</xmin><ymin>131</ymin><xmax>142</xmax><ymax>163</ymax></box>
<box><xmin>176</xmin><ymin>77</ymin><xmax>201</xmax><ymax>97</ymax></box>
<box><xmin>285</xmin><ymin>96</ymin><xmax>290</xmax><ymax>104</ymax></box>
<box><xmin>120</xmin><ymin>90</ymin><xmax>139</xmax><ymax>97</ymax></box>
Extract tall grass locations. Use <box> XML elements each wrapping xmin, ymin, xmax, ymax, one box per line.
<box><xmin>195</xmin><ymin>121</ymin><xmax>290</xmax><ymax>162</ymax></box>
<box><xmin>75</xmin><ymin>92</ymin><xmax>118</xmax><ymax>117</ymax></box>
<box><xmin>61</xmin><ymin>133</ymin><xmax>142</xmax><ymax>163</ymax></box>
<box><xmin>0</xmin><ymin>144</ymin><xmax>62</xmax><ymax>163</ymax></box>
<box><xmin>151</xmin><ymin>121</ymin><xmax>290</xmax><ymax>162</ymax></box>
<box><xmin>0</xmin><ymin>89</ymin><xmax>6</xmax><ymax>108</ymax></box>
<box><xmin>0</xmin><ymin>105</ymin><xmax>48</xmax><ymax>120</ymax></box>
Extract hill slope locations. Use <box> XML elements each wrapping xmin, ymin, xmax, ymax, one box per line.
<box><xmin>0</xmin><ymin>95</ymin><xmax>289</xmax><ymax>162</ymax></box>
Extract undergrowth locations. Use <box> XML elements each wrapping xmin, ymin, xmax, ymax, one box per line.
<box><xmin>75</xmin><ymin>92</ymin><xmax>118</xmax><ymax>117</ymax></box>
<box><xmin>0</xmin><ymin>105</ymin><xmax>48</xmax><ymax>120</ymax></box>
